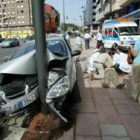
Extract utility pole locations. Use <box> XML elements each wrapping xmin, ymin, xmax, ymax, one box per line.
<box><xmin>63</xmin><ymin>0</ymin><xmax>65</xmax><ymax>33</ymax></box>
<box><xmin>31</xmin><ymin>0</ymin><xmax>48</xmax><ymax>114</ymax></box>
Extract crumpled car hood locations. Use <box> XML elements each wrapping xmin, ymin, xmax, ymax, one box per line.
<box><xmin>0</xmin><ymin>50</ymin><xmax>67</xmax><ymax>75</ymax></box>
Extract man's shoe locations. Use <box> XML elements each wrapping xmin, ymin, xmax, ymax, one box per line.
<box><xmin>102</xmin><ymin>83</ymin><xmax>110</xmax><ymax>88</ymax></box>
<box><xmin>116</xmin><ymin>83</ymin><xmax>125</xmax><ymax>89</ymax></box>
<box><xmin>89</xmin><ymin>73</ymin><xmax>94</xmax><ymax>81</ymax></box>
<box><xmin>130</xmin><ymin>96</ymin><xmax>137</xmax><ymax>102</ymax></box>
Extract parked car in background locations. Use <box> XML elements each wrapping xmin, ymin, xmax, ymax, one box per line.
<box><xmin>0</xmin><ymin>38</ymin><xmax>5</xmax><ymax>47</ymax></box>
<box><xmin>23</xmin><ymin>35</ymin><xmax>35</xmax><ymax>43</ymax></box>
<box><xmin>1</xmin><ymin>38</ymin><xmax>20</xmax><ymax>48</ymax></box>
<box><xmin>0</xmin><ymin>35</ymin><xmax>81</xmax><ymax>128</ymax></box>
<box><xmin>0</xmin><ymin>38</ymin><xmax>5</xmax><ymax>43</ymax></box>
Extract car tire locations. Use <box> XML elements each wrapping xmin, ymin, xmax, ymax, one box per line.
<box><xmin>71</xmin><ymin>81</ymin><xmax>81</xmax><ymax>104</ymax></box>
<box><xmin>64</xmin><ymin>81</ymin><xmax>81</xmax><ymax>107</ymax></box>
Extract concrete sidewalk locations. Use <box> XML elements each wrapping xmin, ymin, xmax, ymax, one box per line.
<box><xmin>59</xmin><ymin>48</ymin><xmax>140</xmax><ymax>140</ymax></box>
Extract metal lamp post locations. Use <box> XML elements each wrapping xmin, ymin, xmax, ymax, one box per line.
<box><xmin>31</xmin><ymin>0</ymin><xmax>49</xmax><ymax>114</ymax></box>
<box><xmin>63</xmin><ymin>0</ymin><xmax>65</xmax><ymax>33</ymax></box>
<box><xmin>79</xmin><ymin>15</ymin><xmax>82</xmax><ymax>31</ymax></box>
<box><xmin>81</xmin><ymin>6</ymin><xmax>86</xmax><ymax>28</ymax></box>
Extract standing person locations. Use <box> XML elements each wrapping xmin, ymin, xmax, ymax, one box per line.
<box><xmin>129</xmin><ymin>39</ymin><xmax>140</xmax><ymax>103</ymax></box>
<box><xmin>65</xmin><ymin>32</ymin><xmax>71</xmax><ymax>44</ymax></box>
<box><xmin>74</xmin><ymin>33</ymin><xmax>83</xmax><ymax>62</ymax></box>
<box><xmin>84</xmin><ymin>31</ymin><xmax>91</xmax><ymax>50</ymax></box>
<box><xmin>74</xmin><ymin>33</ymin><xmax>83</xmax><ymax>51</ymax></box>
<box><xmin>95</xmin><ymin>30</ymin><xmax>102</xmax><ymax>48</ymax></box>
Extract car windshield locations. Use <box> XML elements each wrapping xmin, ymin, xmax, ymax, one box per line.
<box><xmin>47</xmin><ymin>40</ymin><xmax>67</xmax><ymax>57</ymax></box>
<box><xmin>10</xmin><ymin>43</ymin><xmax>35</xmax><ymax>60</ymax></box>
<box><xmin>10</xmin><ymin>40</ymin><xmax>67</xmax><ymax>60</ymax></box>
<box><xmin>118</xmin><ymin>26</ymin><xmax>139</xmax><ymax>35</ymax></box>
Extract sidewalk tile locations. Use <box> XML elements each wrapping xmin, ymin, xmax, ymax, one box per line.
<box><xmin>79</xmin><ymin>87</ymin><xmax>92</xmax><ymax>98</ymax></box>
<box><xmin>93</xmin><ymin>92</ymin><xmax>112</xmax><ymax>106</ymax></box>
<box><xmin>76</xmin><ymin>114</ymin><xmax>101</xmax><ymax>136</ymax></box>
<box><xmin>115</xmin><ymin>105</ymin><xmax>139</xmax><ymax>115</ymax></box>
<box><xmin>96</xmin><ymin>106</ymin><xmax>121</xmax><ymax>124</ymax></box>
<box><xmin>103</xmin><ymin>136</ymin><xmax>131</xmax><ymax>140</ymax></box>
<box><xmin>107</xmin><ymin>89</ymin><xmax>127</xmax><ymax>99</ymax></box>
<box><xmin>91</xmin><ymin>87</ymin><xmax>108</xmax><ymax>94</ymax></box>
<box><xmin>120</xmin><ymin>115</ymin><xmax>140</xmax><ymax>139</ymax></box>
<box><xmin>77</xmin><ymin>98</ymin><xmax>96</xmax><ymax>113</ymax></box>
<box><xmin>113</xmin><ymin>99</ymin><xmax>132</xmax><ymax>105</ymax></box>
<box><xmin>76</xmin><ymin>136</ymin><xmax>102</xmax><ymax>140</ymax></box>
<box><xmin>134</xmin><ymin>105</ymin><xmax>140</xmax><ymax>114</ymax></box>
<box><xmin>89</xmin><ymin>80</ymin><xmax>102</xmax><ymax>88</ymax></box>
<box><xmin>100</xmin><ymin>124</ymin><xmax>128</xmax><ymax>137</ymax></box>
<box><xmin>78</xmin><ymin>79</ymin><xmax>90</xmax><ymax>88</ymax></box>
<box><xmin>97</xmin><ymin>106</ymin><xmax>121</xmax><ymax>124</ymax></box>
<box><xmin>58</xmin><ymin>127</ymin><xmax>74</xmax><ymax>140</ymax></box>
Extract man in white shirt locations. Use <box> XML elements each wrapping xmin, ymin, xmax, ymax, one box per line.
<box><xmin>84</xmin><ymin>31</ymin><xmax>91</xmax><ymax>49</ymax></box>
<box><xmin>95</xmin><ymin>30</ymin><xmax>102</xmax><ymax>48</ymax></box>
<box><xmin>65</xmin><ymin>32</ymin><xmax>71</xmax><ymax>44</ymax></box>
<box><xmin>74</xmin><ymin>33</ymin><xmax>83</xmax><ymax>51</ymax></box>
<box><xmin>112</xmin><ymin>44</ymin><xmax>132</xmax><ymax>74</ymax></box>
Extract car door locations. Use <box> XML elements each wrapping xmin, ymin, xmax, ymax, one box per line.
<box><xmin>12</xmin><ymin>38</ymin><xmax>16</xmax><ymax>46</ymax></box>
<box><xmin>64</xmin><ymin>38</ymin><xmax>76</xmax><ymax>91</ymax></box>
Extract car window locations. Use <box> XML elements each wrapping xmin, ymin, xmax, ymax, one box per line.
<box><xmin>47</xmin><ymin>40</ymin><xmax>67</xmax><ymax>56</ymax></box>
<box><xmin>10</xmin><ymin>39</ymin><xmax>68</xmax><ymax>60</ymax></box>
<box><xmin>10</xmin><ymin>44</ymin><xmax>35</xmax><ymax>60</ymax></box>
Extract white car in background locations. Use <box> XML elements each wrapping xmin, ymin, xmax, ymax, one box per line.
<box><xmin>1</xmin><ymin>38</ymin><xmax>20</xmax><ymax>48</ymax></box>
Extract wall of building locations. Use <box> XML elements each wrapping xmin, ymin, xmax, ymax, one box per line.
<box><xmin>85</xmin><ymin>0</ymin><xmax>100</xmax><ymax>33</ymax></box>
<box><xmin>94</xmin><ymin>0</ymin><xmax>140</xmax><ymax>29</ymax></box>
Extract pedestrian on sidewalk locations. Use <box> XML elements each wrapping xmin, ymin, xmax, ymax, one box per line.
<box><xmin>129</xmin><ymin>39</ymin><xmax>140</xmax><ymax>103</ymax></box>
<box><xmin>84</xmin><ymin>42</ymin><xmax>104</xmax><ymax>74</ymax></box>
<box><xmin>74</xmin><ymin>33</ymin><xmax>83</xmax><ymax>62</ymax></box>
<box><xmin>111</xmin><ymin>43</ymin><xmax>132</xmax><ymax>75</ymax></box>
<box><xmin>83</xmin><ymin>31</ymin><xmax>91</xmax><ymax>50</ymax></box>
<box><xmin>89</xmin><ymin>46</ymin><xmax>113</xmax><ymax>80</ymax></box>
<box><xmin>65</xmin><ymin>31</ymin><xmax>71</xmax><ymax>44</ymax></box>
<box><xmin>95</xmin><ymin>30</ymin><xmax>102</xmax><ymax>48</ymax></box>
<box><xmin>102</xmin><ymin>68</ymin><xmax>126</xmax><ymax>89</ymax></box>
<box><xmin>74</xmin><ymin>33</ymin><xmax>83</xmax><ymax>51</ymax></box>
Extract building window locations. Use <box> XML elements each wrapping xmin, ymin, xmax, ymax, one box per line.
<box><xmin>21</xmin><ymin>10</ymin><xmax>24</xmax><ymax>13</ymax></box>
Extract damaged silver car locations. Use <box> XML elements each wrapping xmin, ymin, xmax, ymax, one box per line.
<box><xmin>0</xmin><ymin>35</ymin><xmax>81</xmax><ymax>127</ymax></box>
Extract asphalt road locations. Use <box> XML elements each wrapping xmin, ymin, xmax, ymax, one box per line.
<box><xmin>0</xmin><ymin>46</ymin><xmax>18</xmax><ymax>64</ymax></box>
<box><xmin>0</xmin><ymin>45</ymin><xmax>26</xmax><ymax>140</ymax></box>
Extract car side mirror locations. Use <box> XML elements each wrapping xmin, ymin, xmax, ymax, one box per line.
<box><xmin>72</xmin><ymin>50</ymin><xmax>81</xmax><ymax>57</ymax></box>
<box><xmin>4</xmin><ymin>58</ymin><xmax>8</xmax><ymax>62</ymax></box>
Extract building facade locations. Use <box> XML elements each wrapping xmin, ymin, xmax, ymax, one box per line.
<box><xmin>0</xmin><ymin>1</ymin><xmax>60</xmax><ymax>38</ymax></box>
<box><xmin>0</xmin><ymin>0</ymin><xmax>33</xmax><ymax>38</ymax></box>
<box><xmin>84</xmin><ymin>0</ymin><xmax>100</xmax><ymax>33</ymax></box>
<box><xmin>95</xmin><ymin>0</ymin><xmax>140</xmax><ymax>29</ymax></box>
<box><xmin>84</xmin><ymin>0</ymin><xmax>140</xmax><ymax>32</ymax></box>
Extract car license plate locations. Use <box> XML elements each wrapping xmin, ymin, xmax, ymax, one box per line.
<box><xmin>18</xmin><ymin>95</ymin><xmax>36</xmax><ymax>108</ymax></box>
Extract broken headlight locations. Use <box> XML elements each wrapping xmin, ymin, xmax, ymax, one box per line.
<box><xmin>0</xmin><ymin>97</ymin><xmax>6</xmax><ymax>105</ymax></box>
<box><xmin>46</xmin><ymin>75</ymin><xmax>70</xmax><ymax>99</ymax></box>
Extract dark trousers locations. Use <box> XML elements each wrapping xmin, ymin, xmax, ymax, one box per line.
<box><xmin>97</xmin><ymin>40</ymin><xmax>102</xmax><ymax>48</ymax></box>
<box><xmin>113</xmin><ymin>64</ymin><xmax>128</xmax><ymax>75</ymax></box>
<box><xmin>85</xmin><ymin>39</ymin><xmax>90</xmax><ymax>49</ymax></box>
